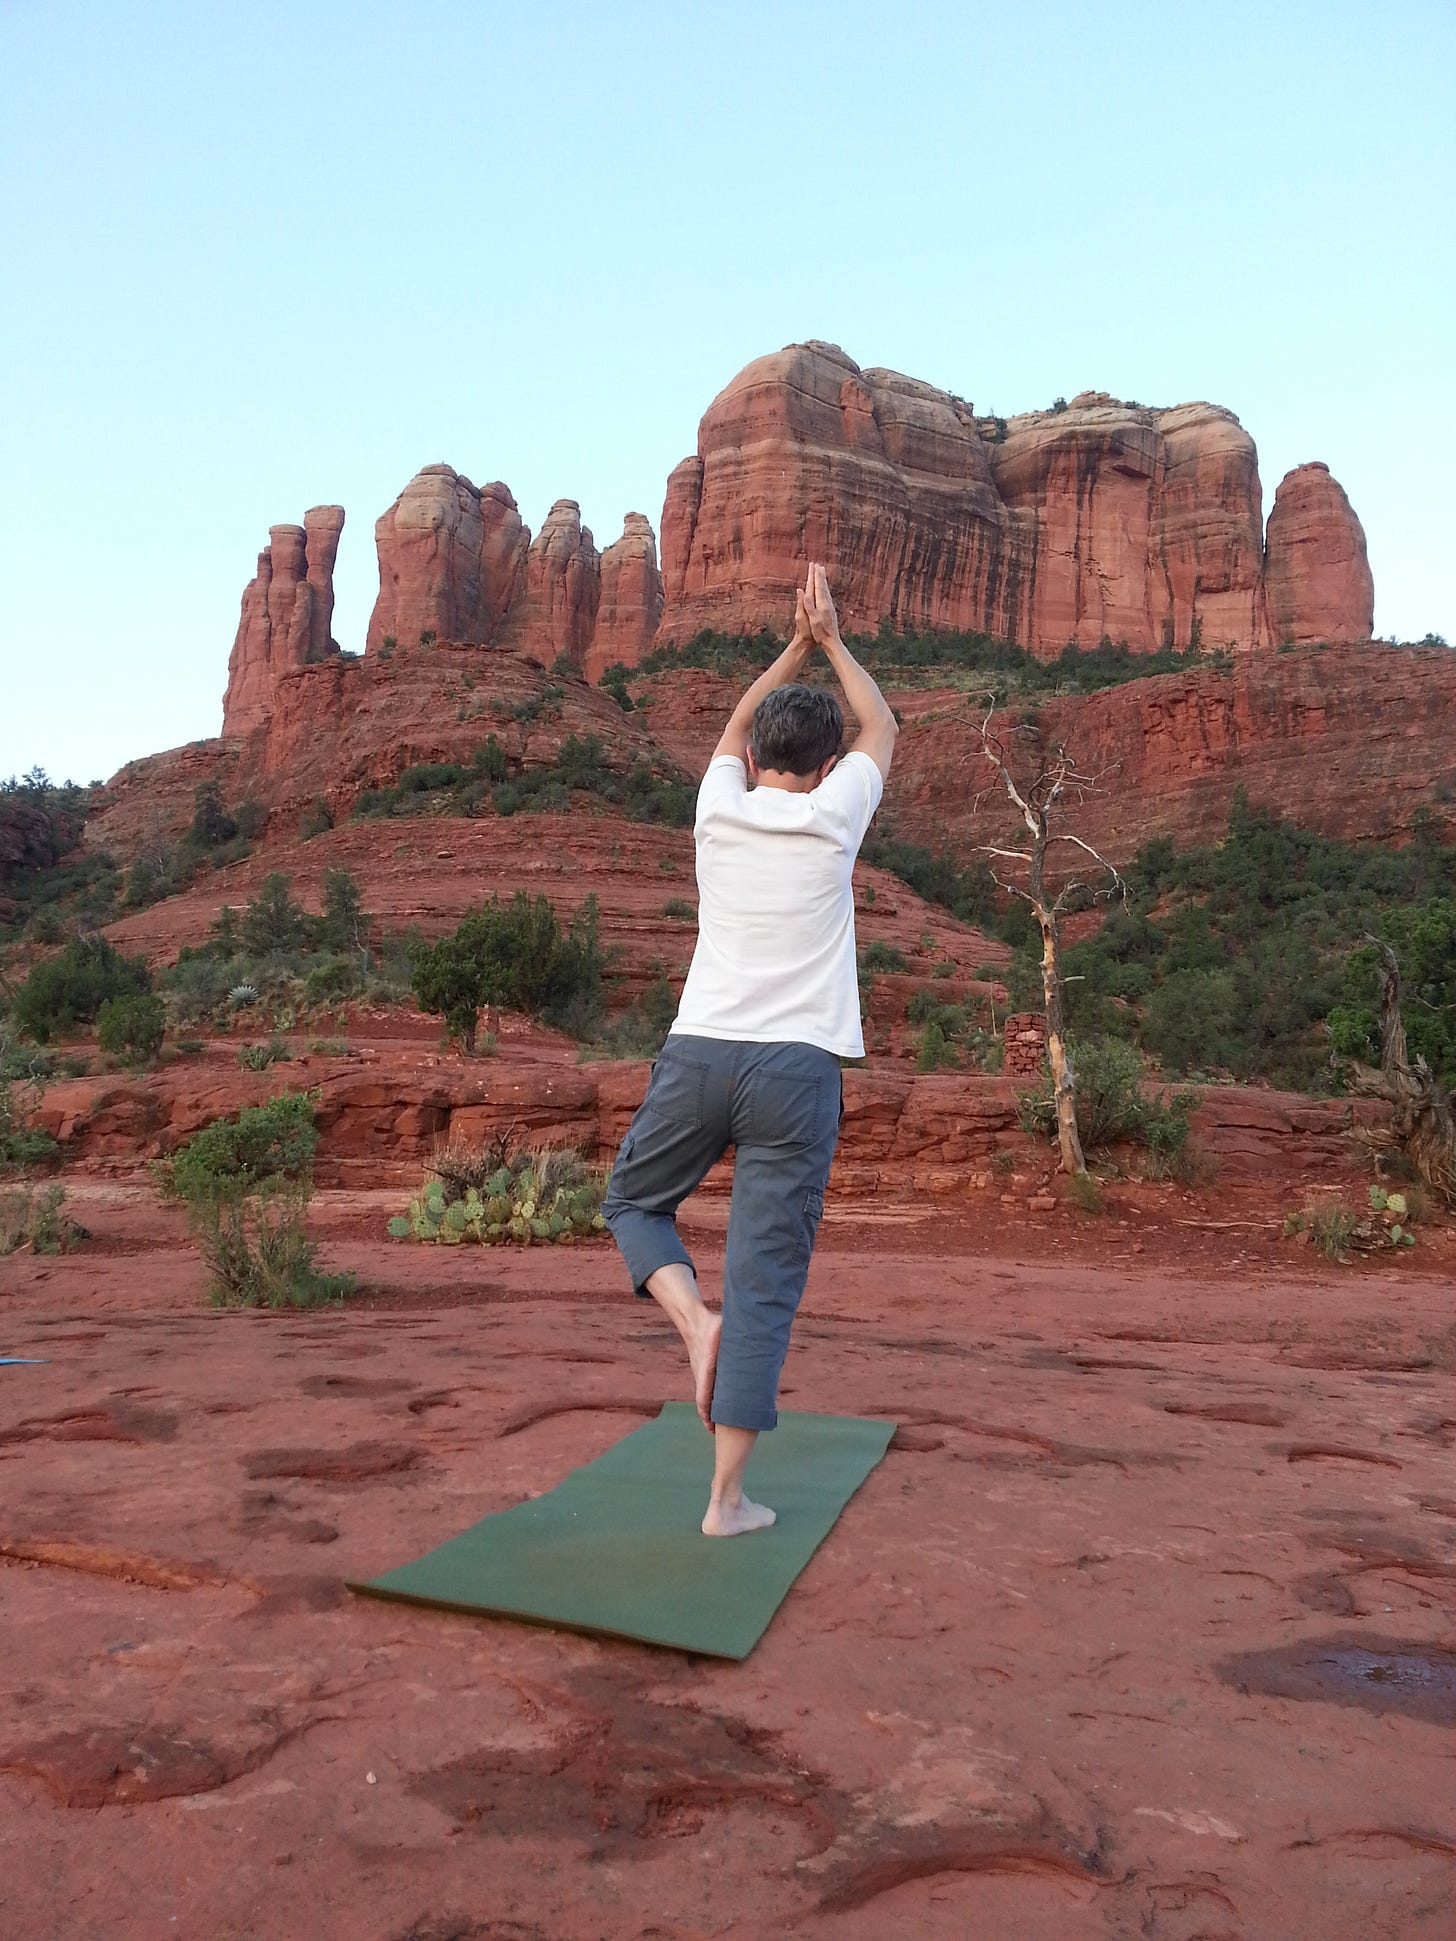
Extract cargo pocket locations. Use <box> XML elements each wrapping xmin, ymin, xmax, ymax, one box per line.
<box><xmin>798</xmin><ymin>1184</ymin><xmax>826</xmax><ymax>1266</ymax></box>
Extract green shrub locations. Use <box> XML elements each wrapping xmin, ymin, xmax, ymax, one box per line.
<box><xmin>1066</xmin><ymin>1171</ymin><xmax>1105</xmax><ymax>1214</ymax></box>
<box><xmin>12</xmin><ymin>935</ymin><xmax>152</xmax><ymax>1043</ymax></box>
<box><xmin>1017</xmin><ymin>1039</ymin><xmax>1194</xmax><ymax>1157</ymax></box>
<box><xmin>579</xmin><ymin>976</ymin><xmax>677</xmax><ymax>1060</ymax></box>
<box><xmin>859</xmin><ymin>941</ymin><xmax>909</xmax><ymax>974</ymax></box>
<box><xmin>0</xmin><ymin>1068</ymin><xmax>59</xmax><ymax>1172</ymax></box>
<box><xmin>162</xmin><ymin>1094</ymin><xmax>349</xmax><ymax>1309</ymax></box>
<box><xmin>915</xmin><ymin>1020</ymin><xmax>959</xmax><ymax>1071</ymax></box>
<box><xmin>238</xmin><ymin>1037</ymin><xmax>290</xmax><ymax>1071</ymax></box>
<box><xmin>598</xmin><ymin>662</ymin><xmax>635</xmax><ymax>712</ymax></box>
<box><xmin>97</xmin><ymin>991</ymin><xmax>166</xmax><ymax>1064</ymax></box>
<box><xmin>662</xmin><ymin>898</ymin><xmax>696</xmax><ymax>920</ymax></box>
<box><xmin>0</xmin><ymin>1182</ymin><xmax>75</xmax><ymax>1255</ymax></box>
<box><xmin>299</xmin><ymin>796</ymin><xmax>334</xmax><ymax>839</ymax></box>
<box><xmin>162</xmin><ymin>1092</ymin><xmax>318</xmax><ymax>1203</ymax></box>
<box><xmin>1034</xmin><ymin>794</ymin><xmax>1456</xmax><ymax>1095</ymax></box>
<box><xmin>410</xmin><ymin>893</ymin><xmax>603</xmax><ymax>1049</ymax></box>
<box><xmin>242</xmin><ymin>874</ymin><xmax>307</xmax><ymax>956</ymax></box>
<box><xmin>304</xmin><ymin>955</ymin><xmax>362</xmax><ymax>1005</ymax></box>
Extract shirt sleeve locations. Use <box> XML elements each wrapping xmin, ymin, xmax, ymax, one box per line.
<box><xmin>811</xmin><ymin>750</ymin><xmax>884</xmax><ymax>852</ymax></box>
<box><xmin>695</xmin><ymin>755</ymin><xmax>747</xmax><ymax>829</ymax></box>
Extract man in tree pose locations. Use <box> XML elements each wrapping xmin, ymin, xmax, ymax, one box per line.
<box><xmin>603</xmin><ymin>565</ymin><xmax>898</xmax><ymax>1535</ymax></box>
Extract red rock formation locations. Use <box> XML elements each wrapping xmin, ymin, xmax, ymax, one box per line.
<box><xmin>989</xmin><ymin>397</ymin><xmax>1265</xmax><ymax>650</ymax></box>
<box><xmin>365</xmin><ymin>466</ymin><xmax>527</xmax><ymax>653</ymax></box>
<box><xmin>882</xmin><ymin>642</ymin><xmax>1456</xmax><ymax>863</ymax></box>
<box><xmin>1262</xmin><ymin>463</ymin><xmax>1374</xmax><ymax>646</ymax></box>
<box><xmin>657</xmin><ymin>345</ymin><xmax>1368</xmax><ymax>658</ymax></box>
<box><xmin>223</xmin><ymin>506</ymin><xmax>345</xmax><ymax>738</ymax></box>
<box><xmin>502</xmin><ymin>500</ymin><xmax>601</xmax><ymax>665</ymax></box>
<box><xmin>586</xmin><ymin>513</ymin><xmax>664</xmax><ymax>679</ymax></box>
<box><xmin>659</xmin><ymin>342</ymin><xmax>1022</xmax><ymax>641</ymax></box>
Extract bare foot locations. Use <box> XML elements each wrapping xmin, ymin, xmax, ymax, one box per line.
<box><xmin>689</xmin><ymin>1310</ymin><xmax>721</xmax><ymax>1430</ymax></box>
<box><xmin>702</xmin><ymin>1493</ymin><xmax>776</xmax><ymax>1538</ymax></box>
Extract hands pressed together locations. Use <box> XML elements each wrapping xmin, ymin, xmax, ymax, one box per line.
<box><xmin>788</xmin><ymin>563</ymin><xmax>843</xmax><ymax>658</ymax></box>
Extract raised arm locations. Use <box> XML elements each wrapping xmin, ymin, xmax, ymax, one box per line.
<box><xmin>709</xmin><ymin>589</ymin><xmax>815</xmax><ymax>763</ymax></box>
<box><xmin>804</xmin><ymin>564</ymin><xmax>898</xmax><ymax>779</ymax></box>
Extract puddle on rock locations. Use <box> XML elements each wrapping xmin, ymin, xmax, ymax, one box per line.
<box><xmin>1218</xmin><ymin>1635</ymin><xmax>1456</xmax><ymax>1726</ymax></box>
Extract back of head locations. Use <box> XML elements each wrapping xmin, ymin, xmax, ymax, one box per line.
<box><xmin>750</xmin><ymin>684</ymin><xmax>844</xmax><ymax>776</ymax></box>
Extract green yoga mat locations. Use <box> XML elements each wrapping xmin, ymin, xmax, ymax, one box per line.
<box><xmin>348</xmin><ymin>1402</ymin><xmax>895</xmax><ymax>1660</ymax></box>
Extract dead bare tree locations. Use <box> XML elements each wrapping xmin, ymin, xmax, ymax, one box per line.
<box><xmin>971</xmin><ymin>702</ymin><xmax>1125</xmax><ymax>1178</ymax></box>
<box><xmin>1341</xmin><ymin>940</ymin><xmax>1456</xmax><ymax>1206</ymax></box>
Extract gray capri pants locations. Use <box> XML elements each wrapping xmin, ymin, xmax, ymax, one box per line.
<box><xmin>602</xmin><ymin>1033</ymin><xmax>842</xmax><ymax>1433</ymax></box>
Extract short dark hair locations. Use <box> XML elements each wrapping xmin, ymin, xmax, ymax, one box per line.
<box><xmin>749</xmin><ymin>684</ymin><xmax>844</xmax><ymax>776</ymax></box>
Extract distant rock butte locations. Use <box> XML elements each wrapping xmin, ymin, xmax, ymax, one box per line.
<box><xmin>219</xmin><ymin>343</ymin><xmax>1375</xmax><ymax>739</ymax></box>
<box><xmin>223</xmin><ymin>506</ymin><xmax>344</xmax><ymax>738</ymax></box>
<box><xmin>660</xmin><ymin>343</ymin><xmax>1373</xmax><ymax>653</ymax></box>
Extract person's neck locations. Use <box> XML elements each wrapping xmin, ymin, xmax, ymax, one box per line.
<box><xmin>753</xmin><ymin>767</ymin><xmax>819</xmax><ymax>793</ymax></box>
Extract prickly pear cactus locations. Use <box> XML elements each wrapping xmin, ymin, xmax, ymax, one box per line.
<box><xmin>394</xmin><ymin>1151</ymin><xmax>609</xmax><ymax>1247</ymax></box>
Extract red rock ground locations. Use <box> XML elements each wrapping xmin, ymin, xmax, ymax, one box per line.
<box><xmin>4</xmin><ymin>1164</ymin><xmax>1454</xmax><ymax>1939</ymax></box>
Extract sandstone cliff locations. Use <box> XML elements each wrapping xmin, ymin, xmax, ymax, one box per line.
<box><xmin>223</xmin><ymin>506</ymin><xmax>345</xmax><ymax>737</ymax></box>
<box><xmin>656</xmin><ymin>344</ymin><xmax>1374</xmax><ymax>655</ymax></box>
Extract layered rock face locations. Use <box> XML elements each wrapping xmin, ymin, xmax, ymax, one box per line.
<box><xmin>1262</xmin><ymin>462</ymin><xmax>1374</xmax><ymax>646</ymax></box>
<box><xmin>988</xmin><ymin>396</ymin><xmax>1266</xmax><ymax>650</ymax></box>
<box><xmin>587</xmin><ymin>513</ymin><xmax>664</xmax><ymax>679</ymax></box>
<box><xmin>366</xmin><ymin>465</ymin><xmax>527</xmax><ymax>654</ymax></box>
<box><xmin>659</xmin><ymin>343</ymin><xmax>1024</xmax><ymax>640</ymax></box>
<box><xmin>223</xmin><ymin>506</ymin><xmax>345</xmax><ymax>737</ymax></box>
<box><xmin>882</xmin><ymin>643</ymin><xmax>1456</xmax><ymax>862</ymax></box>
<box><xmin>657</xmin><ymin>344</ymin><xmax>1371</xmax><ymax>656</ymax></box>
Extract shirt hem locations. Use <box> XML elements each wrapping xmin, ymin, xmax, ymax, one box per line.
<box><xmin>668</xmin><ymin>1021</ymin><xmax>865</xmax><ymax>1060</ymax></box>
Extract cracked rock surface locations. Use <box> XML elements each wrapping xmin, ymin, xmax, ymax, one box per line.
<box><xmin>3</xmin><ymin>1202</ymin><xmax>1454</xmax><ymax>1937</ymax></box>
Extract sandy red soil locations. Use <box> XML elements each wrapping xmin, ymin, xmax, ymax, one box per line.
<box><xmin>3</xmin><ymin>1168</ymin><xmax>1454</xmax><ymax>1939</ymax></box>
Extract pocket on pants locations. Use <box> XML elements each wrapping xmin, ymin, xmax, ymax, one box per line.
<box><xmin>796</xmin><ymin>1184</ymin><xmax>826</xmax><ymax>1266</ymax></box>
<box><xmin>647</xmin><ymin>1048</ymin><xmax>710</xmax><ymax>1131</ymax></box>
<box><xmin>749</xmin><ymin>1072</ymin><xmax>823</xmax><ymax>1149</ymax></box>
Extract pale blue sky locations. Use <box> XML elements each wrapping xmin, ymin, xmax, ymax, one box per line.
<box><xmin>3</xmin><ymin>0</ymin><xmax>1452</xmax><ymax>783</ymax></box>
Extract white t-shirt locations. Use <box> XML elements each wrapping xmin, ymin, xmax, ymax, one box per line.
<box><xmin>669</xmin><ymin>750</ymin><xmax>884</xmax><ymax>1059</ymax></box>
